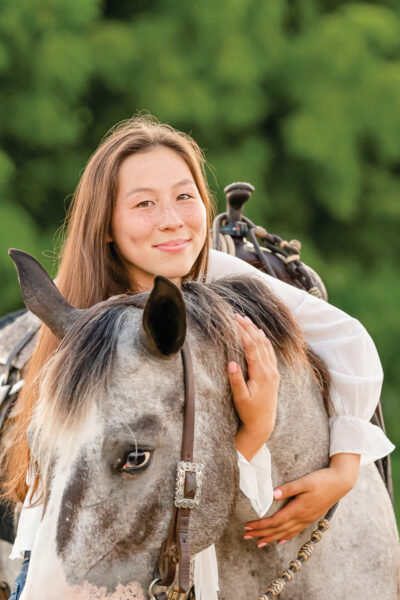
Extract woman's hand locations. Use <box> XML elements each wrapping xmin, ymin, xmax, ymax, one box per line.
<box><xmin>230</xmin><ymin>314</ymin><xmax>280</xmax><ymax>462</ymax></box>
<box><xmin>244</xmin><ymin>453</ymin><xmax>361</xmax><ymax>546</ymax></box>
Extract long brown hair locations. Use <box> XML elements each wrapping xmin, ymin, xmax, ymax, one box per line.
<box><xmin>1</xmin><ymin>114</ymin><xmax>215</xmax><ymax>503</ymax></box>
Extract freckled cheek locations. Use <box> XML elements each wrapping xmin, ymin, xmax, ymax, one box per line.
<box><xmin>179</xmin><ymin>203</ymin><xmax>207</xmax><ymax>233</ymax></box>
<box><xmin>112</xmin><ymin>211</ymin><xmax>156</xmax><ymax>246</ymax></box>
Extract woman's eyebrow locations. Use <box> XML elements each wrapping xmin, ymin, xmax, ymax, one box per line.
<box><xmin>124</xmin><ymin>179</ymin><xmax>196</xmax><ymax>199</ymax></box>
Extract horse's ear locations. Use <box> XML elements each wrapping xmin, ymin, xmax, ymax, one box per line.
<box><xmin>142</xmin><ymin>276</ymin><xmax>186</xmax><ymax>356</ymax></box>
<box><xmin>8</xmin><ymin>249</ymin><xmax>83</xmax><ymax>339</ymax></box>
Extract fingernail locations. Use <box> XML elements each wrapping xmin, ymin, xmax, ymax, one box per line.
<box><xmin>228</xmin><ymin>361</ymin><xmax>238</xmax><ymax>374</ymax></box>
<box><xmin>259</xmin><ymin>329</ymin><xmax>267</xmax><ymax>337</ymax></box>
<box><xmin>244</xmin><ymin>535</ymin><xmax>252</xmax><ymax>540</ymax></box>
<box><xmin>234</xmin><ymin>313</ymin><xmax>244</xmax><ymax>321</ymax></box>
<box><xmin>244</xmin><ymin>316</ymin><xmax>252</xmax><ymax>324</ymax></box>
<box><xmin>258</xmin><ymin>542</ymin><xmax>267</xmax><ymax>548</ymax></box>
<box><xmin>274</xmin><ymin>489</ymin><xmax>283</xmax><ymax>499</ymax></box>
<box><xmin>244</xmin><ymin>526</ymin><xmax>253</xmax><ymax>531</ymax></box>
<box><xmin>279</xmin><ymin>540</ymin><xmax>287</xmax><ymax>545</ymax></box>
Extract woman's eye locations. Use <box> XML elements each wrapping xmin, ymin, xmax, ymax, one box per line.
<box><xmin>177</xmin><ymin>193</ymin><xmax>192</xmax><ymax>200</ymax></box>
<box><xmin>119</xmin><ymin>449</ymin><xmax>151</xmax><ymax>473</ymax></box>
<box><xmin>136</xmin><ymin>200</ymin><xmax>154</xmax><ymax>208</ymax></box>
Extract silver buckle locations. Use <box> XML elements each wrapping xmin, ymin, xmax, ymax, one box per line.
<box><xmin>174</xmin><ymin>461</ymin><xmax>204</xmax><ymax>509</ymax></box>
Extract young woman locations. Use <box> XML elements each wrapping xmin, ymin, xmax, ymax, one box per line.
<box><xmin>2</xmin><ymin>115</ymin><xmax>394</xmax><ymax>600</ymax></box>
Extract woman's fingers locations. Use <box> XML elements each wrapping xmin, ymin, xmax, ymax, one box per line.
<box><xmin>245</xmin><ymin>498</ymin><xmax>303</xmax><ymax>534</ymax></box>
<box><xmin>235</xmin><ymin>314</ymin><xmax>279</xmax><ymax>384</ymax></box>
<box><xmin>273</xmin><ymin>475</ymin><xmax>309</xmax><ymax>502</ymax></box>
<box><xmin>245</xmin><ymin>475</ymin><xmax>310</xmax><ymax>532</ymax></box>
<box><xmin>257</xmin><ymin>525</ymin><xmax>302</xmax><ymax>546</ymax></box>
<box><xmin>243</xmin><ymin>469</ymin><xmax>347</xmax><ymax>548</ymax></box>
<box><xmin>230</xmin><ymin>314</ymin><xmax>280</xmax><ymax>457</ymax></box>
<box><xmin>235</xmin><ymin>315</ymin><xmax>263</xmax><ymax>379</ymax></box>
<box><xmin>228</xmin><ymin>361</ymin><xmax>250</xmax><ymax>405</ymax></box>
<box><xmin>243</xmin><ymin>499</ymin><xmax>315</xmax><ymax>546</ymax></box>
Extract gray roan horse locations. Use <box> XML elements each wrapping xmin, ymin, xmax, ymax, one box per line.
<box><xmin>8</xmin><ymin>249</ymin><xmax>400</xmax><ymax>600</ymax></box>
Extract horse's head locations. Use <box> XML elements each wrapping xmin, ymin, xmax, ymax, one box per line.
<box><xmin>10</xmin><ymin>250</ymin><xmax>239</xmax><ymax>599</ymax></box>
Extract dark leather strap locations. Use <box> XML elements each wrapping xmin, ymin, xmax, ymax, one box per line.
<box><xmin>155</xmin><ymin>340</ymin><xmax>197</xmax><ymax>595</ymax></box>
<box><xmin>180</xmin><ymin>342</ymin><xmax>195</xmax><ymax>463</ymax></box>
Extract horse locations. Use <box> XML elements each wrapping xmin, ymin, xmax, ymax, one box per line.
<box><xmin>6</xmin><ymin>249</ymin><xmax>400</xmax><ymax>599</ymax></box>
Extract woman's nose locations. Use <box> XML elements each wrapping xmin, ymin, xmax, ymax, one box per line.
<box><xmin>157</xmin><ymin>203</ymin><xmax>184</xmax><ymax>230</ymax></box>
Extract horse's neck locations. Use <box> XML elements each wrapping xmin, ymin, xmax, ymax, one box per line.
<box><xmin>268</xmin><ymin>360</ymin><xmax>330</xmax><ymax>490</ymax></box>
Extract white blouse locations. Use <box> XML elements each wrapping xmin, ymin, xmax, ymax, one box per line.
<box><xmin>10</xmin><ymin>249</ymin><xmax>395</xmax><ymax>600</ymax></box>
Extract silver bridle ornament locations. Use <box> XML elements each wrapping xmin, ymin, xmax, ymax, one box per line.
<box><xmin>174</xmin><ymin>461</ymin><xmax>204</xmax><ymax>509</ymax></box>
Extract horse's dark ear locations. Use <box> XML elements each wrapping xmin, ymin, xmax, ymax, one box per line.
<box><xmin>142</xmin><ymin>276</ymin><xmax>186</xmax><ymax>356</ymax></box>
<box><xmin>8</xmin><ymin>249</ymin><xmax>83</xmax><ymax>339</ymax></box>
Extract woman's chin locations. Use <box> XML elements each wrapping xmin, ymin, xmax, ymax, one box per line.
<box><xmin>152</xmin><ymin>257</ymin><xmax>199</xmax><ymax>282</ymax></box>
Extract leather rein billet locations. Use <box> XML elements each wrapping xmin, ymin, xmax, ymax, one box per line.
<box><xmin>149</xmin><ymin>340</ymin><xmax>203</xmax><ymax>600</ymax></box>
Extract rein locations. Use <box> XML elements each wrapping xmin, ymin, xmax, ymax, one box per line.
<box><xmin>257</xmin><ymin>503</ymin><xmax>338</xmax><ymax>599</ymax></box>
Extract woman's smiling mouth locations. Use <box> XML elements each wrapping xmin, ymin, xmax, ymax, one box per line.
<box><xmin>154</xmin><ymin>239</ymin><xmax>191</xmax><ymax>252</ymax></box>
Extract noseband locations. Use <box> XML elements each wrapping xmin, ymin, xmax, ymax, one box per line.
<box><xmin>150</xmin><ymin>340</ymin><xmax>203</xmax><ymax>599</ymax></box>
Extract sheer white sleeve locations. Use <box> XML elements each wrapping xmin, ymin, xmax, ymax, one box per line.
<box><xmin>193</xmin><ymin>447</ymin><xmax>273</xmax><ymax>600</ymax></box>
<box><xmin>237</xmin><ymin>447</ymin><xmax>273</xmax><ymax>516</ymax></box>
<box><xmin>207</xmin><ymin>250</ymin><xmax>395</xmax><ymax>465</ymax></box>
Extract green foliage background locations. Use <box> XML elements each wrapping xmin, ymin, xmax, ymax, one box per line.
<box><xmin>0</xmin><ymin>0</ymin><xmax>399</xmax><ymax>519</ymax></box>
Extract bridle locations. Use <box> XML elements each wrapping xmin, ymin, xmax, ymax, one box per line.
<box><xmin>149</xmin><ymin>340</ymin><xmax>203</xmax><ymax>600</ymax></box>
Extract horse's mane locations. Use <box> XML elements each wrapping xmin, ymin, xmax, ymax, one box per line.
<box><xmin>30</xmin><ymin>276</ymin><xmax>330</xmax><ymax>467</ymax></box>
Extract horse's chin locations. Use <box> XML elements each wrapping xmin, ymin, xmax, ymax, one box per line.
<box><xmin>23</xmin><ymin>537</ymin><xmax>152</xmax><ymax>600</ymax></box>
<box><xmin>62</xmin><ymin>551</ymin><xmax>157</xmax><ymax>599</ymax></box>
<box><xmin>22</xmin><ymin>580</ymin><xmax>148</xmax><ymax>600</ymax></box>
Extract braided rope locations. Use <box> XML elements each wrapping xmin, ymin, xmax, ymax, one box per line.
<box><xmin>284</xmin><ymin>254</ymin><xmax>301</xmax><ymax>264</ymax></box>
<box><xmin>257</xmin><ymin>516</ymin><xmax>334</xmax><ymax>600</ymax></box>
<box><xmin>255</xmin><ymin>225</ymin><xmax>268</xmax><ymax>238</ymax></box>
<box><xmin>308</xmin><ymin>286</ymin><xmax>324</xmax><ymax>299</ymax></box>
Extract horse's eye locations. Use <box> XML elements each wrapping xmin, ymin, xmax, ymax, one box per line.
<box><xmin>120</xmin><ymin>449</ymin><xmax>151</xmax><ymax>473</ymax></box>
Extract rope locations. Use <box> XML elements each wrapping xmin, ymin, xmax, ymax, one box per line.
<box><xmin>257</xmin><ymin>507</ymin><xmax>338</xmax><ymax>599</ymax></box>
<box><xmin>216</xmin><ymin>233</ymin><xmax>236</xmax><ymax>256</ymax></box>
<box><xmin>284</xmin><ymin>254</ymin><xmax>300</xmax><ymax>264</ymax></box>
<box><xmin>308</xmin><ymin>286</ymin><xmax>324</xmax><ymax>299</ymax></box>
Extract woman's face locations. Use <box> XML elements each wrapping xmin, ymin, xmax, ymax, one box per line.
<box><xmin>111</xmin><ymin>145</ymin><xmax>207</xmax><ymax>291</ymax></box>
